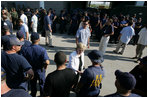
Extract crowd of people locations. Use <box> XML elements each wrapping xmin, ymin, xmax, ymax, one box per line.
<box><xmin>1</xmin><ymin>6</ymin><xmax>147</xmax><ymax>97</ymax></box>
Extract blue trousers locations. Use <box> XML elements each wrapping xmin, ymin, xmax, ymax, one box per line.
<box><xmin>30</xmin><ymin>69</ymin><xmax>45</xmax><ymax>97</ymax></box>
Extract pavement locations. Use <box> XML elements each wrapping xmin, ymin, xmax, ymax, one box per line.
<box><xmin>29</xmin><ymin>32</ymin><xmax>146</xmax><ymax>97</ymax></box>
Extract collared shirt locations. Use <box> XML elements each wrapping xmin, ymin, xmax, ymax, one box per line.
<box><xmin>67</xmin><ymin>51</ymin><xmax>84</xmax><ymax>73</ymax></box>
<box><xmin>138</xmin><ymin>27</ymin><xmax>147</xmax><ymax>45</ymax></box>
<box><xmin>22</xmin><ymin>44</ymin><xmax>49</xmax><ymax>71</ymax></box>
<box><xmin>20</xmin><ymin>23</ymin><xmax>29</xmax><ymax>39</ymax></box>
<box><xmin>76</xmin><ymin>27</ymin><xmax>91</xmax><ymax>46</ymax></box>
<box><xmin>120</xmin><ymin>26</ymin><xmax>135</xmax><ymax>44</ymax></box>
<box><xmin>31</xmin><ymin>15</ymin><xmax>38</xmax><ymax>28</ymax></box>
<box><xmin>20</xmin><ymin>14</ymin><xmax>28</xmax><ymax>25</ymax></box>
<box><xmin>44</xmin><ymin>15</ymin><xmax>52</xmax><ymax>31</ymax></box>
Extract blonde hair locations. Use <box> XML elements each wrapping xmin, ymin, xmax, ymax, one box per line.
<box><xmin>76</xmin><ymin>43</ymin><xmax>86</xmax><ymax>50</ymax></box>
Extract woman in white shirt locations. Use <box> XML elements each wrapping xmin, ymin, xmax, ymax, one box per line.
<box><xmin>67</xmin><ymin>43</ymin><xmax>86</xmax><ymax>90</ymax></box>
<box><xmin>67</xmin><ymin>43</ymin><xmax>85</xmax><ymax>74</ymax></box>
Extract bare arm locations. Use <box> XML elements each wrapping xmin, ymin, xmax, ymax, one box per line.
<box><xmin>76</xmin><ymin>37</ymin><xmax>79</xmax><ymax>45</ymax></box>
<box><xmin>48</xmin><ymin>24</ymin><xmax>52</xmax><ymax>32</ymax></box>
<box><xmin>26</xmin><ymin>32</ymin><xmax>29</xmax><ymax>40</ymax></box>
<box><xmin>44</xmin><ymin>60</ymin><xmax>50</xmax><ymax>69</ymax></box>
<box><xmin>87</xmin><ymin>37</ymin><xmax>90</xmax><ymax>48</ymax></box>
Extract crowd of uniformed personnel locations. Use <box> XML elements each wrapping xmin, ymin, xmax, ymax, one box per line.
<box><xmin>1</xmin><ymin>6</ymin><xmax>147</xmax><ymax>97</ymax></box>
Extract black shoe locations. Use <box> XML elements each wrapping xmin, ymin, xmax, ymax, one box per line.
<box><xmin>113</xmin><ymin>50</ymin><xmax>118</xmax><ymax>54</ymax></box>
<box><xmin>131</xmin><ymin>57</ymin><xmax>138</xmax><ymax>59</ymax></box>
<box><xmin>118</xmin><ymin>52</ymin><xmax>123</xmax><ymax>55</ymax></box>
<box><xmin>49</xmin><ymin>46</ymin><xmax>54</xmax><ymax>48</ymax></box>
<box><xmin>46</xmin><ymin>43</ymin><xmax>48</xmax><ymax>46</ymax></box>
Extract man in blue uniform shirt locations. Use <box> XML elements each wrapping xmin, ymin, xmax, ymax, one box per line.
<box><xmin>1</xmin><ymin>36</ymin><xmax>34</xmax><ymax>91</ymax></box>
<box><xmin>22</xmin><ymin>32</ymin><xmax>50</xmax><ymax>97</ymax></box>
<box><xmin>76</xmin><ymin>50</ymin><xmax>105</xmax><ymax>97</ymax></box>
<box><xmin>1</xmin><ymin>67</ymin><xmax>32</xmax><ymax>97</ymax></box>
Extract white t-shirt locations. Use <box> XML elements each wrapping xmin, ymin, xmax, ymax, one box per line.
<box><xmin>20</xmin><ymin>14</ymin><xmax>28</xmax><ymax>25</ymax></box>
<box><xmin>31</xmin><ymin>15</ymin><xmax>38</xmax><ymax>28</ymax></box>
<box><xmin>138</xmin><ymin>27</ymin><xmax>147</xmax><ymax>45</ymax></box>
<box><xmin>120</xmin><ymin>26</ymin><xmax>135</xmax><ymax>44</ymax></box>
<box><xmin>67</xmin><ymin>51</ymin><xmax>84</xmax><ymax>74</ymax></box>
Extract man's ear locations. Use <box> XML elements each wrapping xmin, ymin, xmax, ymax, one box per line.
<box><xmin>65</xmin><ymin>59</ymin><xmax>67</xmax><ymax>63</ymax></box>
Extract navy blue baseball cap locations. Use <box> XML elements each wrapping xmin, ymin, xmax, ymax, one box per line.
<box><xmin>88</xmin><ymin>50</ymin><xmax>104</xmax><ymax>63</ymax></box>
<box><xmin>115</xmin><ymin>70</ymin><xmax>136</xmax><ymax>90</ymax></box>
<box><xmin>16</xmin><ymin>31</ymin><xmax>24</xmax><ymax>39</ymax></box>
<box><xmin>8</xmin><ymin>36</ymin><xmax>24</xmax><ymax>46</ymax></box>
<box><xmin>31</xmin><ymin>32</ymin><xmax>39</xmax><ymax>41</ymax></box>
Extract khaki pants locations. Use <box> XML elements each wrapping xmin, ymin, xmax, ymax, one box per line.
<box><xmin>136</xmin><ymin>44</ymin><xmax>146</xmax><ymax>58</ymax></box>
<box><xmin>45</xmin><ymin>30</ymin><xmax>52</xmax><ymax>46</ymax></box>
<box><xmin>115</xmin><ymin>40</ymin><xmax>127</xmax><ymax>54</ymax></box>
<box><xmin>99</xmin><ymin>36</ymin><xmax>110</xmax><ymax>54</ymax></box>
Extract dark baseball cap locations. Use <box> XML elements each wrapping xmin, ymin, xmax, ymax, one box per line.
<box><xmin>8</xmin><ymin>36</ymin><xmax>24</xmax><ymax>46</ymax></box>
<box><xmin>115</xmin><ymin>70</ymin><xmax>136</xmax><ymax>90</ymax></box>
<box><xmin>31</xmin><ymin>32</ymin><xmax>39</xmax><ymax>41</ymax></box>
<box><xmin>16</xmin><ymin>31</ymin><xmax>24</xmax><ymax>39</ymax></box>
<box><xmin>88</xmin><ymin>50</ymin><xmax>104</xmax><ymax>63</ymax></box>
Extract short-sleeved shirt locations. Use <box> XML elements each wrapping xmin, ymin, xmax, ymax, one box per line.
<box><xmin>1</xmin><ymin>51</ymin><xmax>32</xmax><ymax>89</ymax></box>
<box><xmin>138</xmin><ymin>27</ymin><xmax>147</xmax><ymax>45</ymax></box>
<box><xmin>105</xmin><ymin>92</ymin><xmax>141</xmax><ymax>97</ymax></box>
<box><xmin>44</xmin><ymin>68</ymin><xmax>76</xmax><ymax>97</ymax></box>
<box><xmin>1</xmin><ymin>89</ymin><xmax>32</xmax><ymax>97</ymax></box>
<box><xmin>102</xmin><ymin>25</ymin><xmax>114</xmax><ymax>36</ymax></box>
<box><xmin>20</xmin><ymin>23</ymin><xmax>29</xmax><ymax>39</ymax></box>
<box><xmin>76</xmin><ymin>27</ymin><xmax>91</xmax><ymax>46</ymax></box>
<box><xmin>31</xmin><ymin>15</ymin><xmax>38</xmax><ymax>28</ymax></box>
<box><xmin>20</xmin><ymin>14</ymin><xmax>28</xmax><ymax>25</ymax></box>
<box><xmin>44</xmin><ymin>15</ymin><xmax>52</xmax><ymax>31</ymax></box>
<box><xmin>120</xmin><ymin>26</ymin><xmax>135</xmax><ymax>44</ymax></box>
<box><xmin>22</xmin><ymin>44</ymin><xmax>49</xmax><ymax>71</ymax></box>
<box><xmin>79</xmin><ymin>65</ymin><xmax>105</xmax><ymax>97</ymax></box>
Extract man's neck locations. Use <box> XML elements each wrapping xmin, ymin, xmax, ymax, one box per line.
<box><xmin>57</xmin><ymin>64</ymin><xmax>66</xmax><ymax>70</ymax></box>
<box><xmin>1</xmin><ymin>82</ymin><xmax>11</xmax><ymax>95</ymax></box>
<box><xmin>117</xmin><ymin>89</ymin><xmax>131</xmax><ymax>97</ymax></box>
<box><xmin>6</xmin><ymin>50</ymin><xmax>16</xmax><ymax>54</ymax></box>
<box><xmin>33</xmin><ymin>42</ymin><xmax>39</xmax><ymax>45</ymax></box>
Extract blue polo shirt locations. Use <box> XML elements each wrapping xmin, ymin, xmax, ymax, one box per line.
<box><xmin>1</xmin><ymin>51</ymin><xmax>32</xmax><ymax>90</ymax></box>
<box><xmin>79</xmin><ymin>65</ymin><xmax>105</xmax><ymax>97</ymax></box>
<box><xmin>44</xmin><ymin>15</ymin><xmax>52</xmax><ymax>31</ymax></box>
<box><xmin>22</xmin><ymin>44</ymin><xmax>49</xmax><ymax>71</ymax></box>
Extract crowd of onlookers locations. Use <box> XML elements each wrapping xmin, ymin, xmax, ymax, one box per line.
<box><xmin>1</xmin><ymin>6</ymin><xmax>147</xmax><ymax>97</ymax></box>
